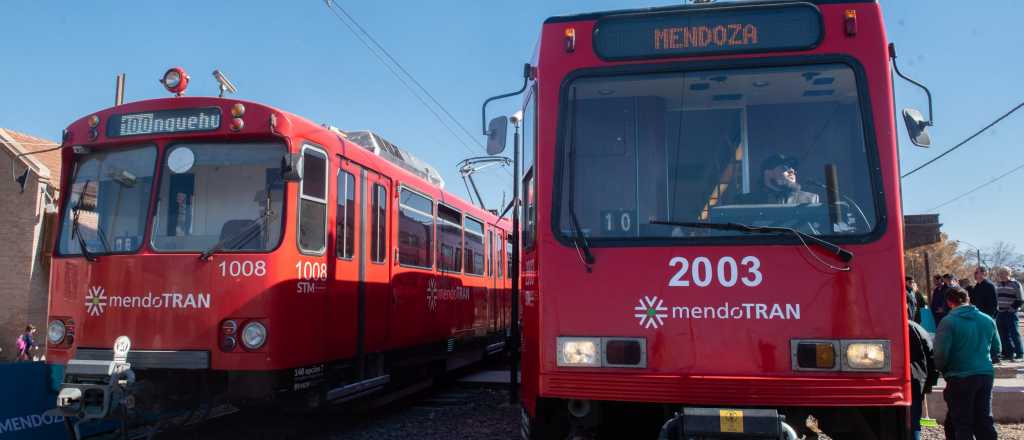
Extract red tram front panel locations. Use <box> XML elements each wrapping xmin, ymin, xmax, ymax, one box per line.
<box><xmin>520</xmin><ymin>1</ymin><xmax>909</xmax><ymax>438</ymax></box>
<box><xmin>46</xmin><ymin>94</ymin><xmax>513</xmax><ymax>411</ymax></box>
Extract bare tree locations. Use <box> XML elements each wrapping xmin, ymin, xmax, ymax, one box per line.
<box><xmin>905</xmin><ymin>234</ymin><xmax>973</xmax><ymax>298</ymax></box>
<box><xmin>983</xmin><ymin>241</ymin><xmax>1024</xmax><ymax>270</ymax></box>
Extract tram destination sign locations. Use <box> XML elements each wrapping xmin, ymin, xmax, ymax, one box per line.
<box><xmin>593</xmin><ymin>3</ymin><xmax>822</xmax><ymax>60</ymax></box>
<box><xmin>107</xmin><ymin>107</ymin><xmax>221</xmax><ymax>137</ymax></box>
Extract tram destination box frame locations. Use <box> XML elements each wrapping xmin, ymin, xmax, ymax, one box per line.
<box><xmin>593</xmin><ymin>2</ymin><xmax>824</xmax><ymax>61</ymax></box>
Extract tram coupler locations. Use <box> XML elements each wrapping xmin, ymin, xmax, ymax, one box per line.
<box><xmin>658</xmin><ymin>408</ymin><xmax>800</xmax><ymax>440</ymax></box>
<box><xmin>53</xmin><ymin>336</ymin><xmax>136</xmax><ymax>440</ymax></box>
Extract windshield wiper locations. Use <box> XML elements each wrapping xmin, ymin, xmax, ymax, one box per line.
<box><xmin>565</xmin><ymin>87</ymin><xmax>594</xmax><ymax>272</ymax></box>
<box><xmin>650</xmin><ymin>220</ymin><xmax>854</xmax><ymax>263</ymax></box>
<box><xmin>199</xmin><ymin>209</ymin><xmax>276</xmax><ymax>260</ymax></box>
<box><xmin>71</xmin><ymin>179</ymin><xmax>98</xmax><ymax>262</ymax></box>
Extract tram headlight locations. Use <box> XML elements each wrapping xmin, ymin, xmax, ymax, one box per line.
<box><xmin>843</xmin><ymin>340</ymin><xmax>890</xmax><ymax>371</ymax></box>
<box><xmin>241</xmin><ymin>321</ymin><xmax>267</xmax><ymax>350</ymax></box>
<box><xmin>47</xmin><ymin>320</ymin><xmax>66</xmax><ymax>344</ymax></box>
<box><xmin>161</xmin><ymin>67</ymin><xmax>190</xmax><ymax>95</ymax></box>
<box><xmin>557</xmin><ymin>337</ymin><xmax>600</xmax><ymax>367</ymax></box>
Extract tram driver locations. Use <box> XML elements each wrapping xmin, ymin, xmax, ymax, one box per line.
<box><xmin>735</xmin><ymin>153</ymin><xmax>820</xmax><ymax>205</ymax></box>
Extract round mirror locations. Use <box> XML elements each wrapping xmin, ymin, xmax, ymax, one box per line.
<box><xmin>167</xmin><ymin>147</ymin><xmax>195</xmax><ymax>174</ymax></box>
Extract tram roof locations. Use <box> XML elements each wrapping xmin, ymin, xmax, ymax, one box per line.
<box><xmin>544</xmin><ymin>0</ymin><xmax>876</xmax><ymax>24</ymax></box>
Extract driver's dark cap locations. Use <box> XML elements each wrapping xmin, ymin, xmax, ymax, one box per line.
<box><xmin>761</xmin><ymin>154</ymin><xmax>800</xmax><ymax>172</ymax></box>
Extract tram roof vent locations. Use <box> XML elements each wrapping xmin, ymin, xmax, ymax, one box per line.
<box><xmin>344</xmin><ymin>130</ymin><xmax>446</xmax><ymax>189</ymax></box>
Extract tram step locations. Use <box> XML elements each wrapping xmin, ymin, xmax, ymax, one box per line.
<box><xmin>326</xmin><ymin>375</ymin><xmax>390</xmax><ymax>403</ymax></box>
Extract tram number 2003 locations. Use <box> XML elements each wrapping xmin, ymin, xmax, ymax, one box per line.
<box><xmin>668</xmin><ymin>256</ymin><xmax>763</xmax><ymax>288</ymax></box>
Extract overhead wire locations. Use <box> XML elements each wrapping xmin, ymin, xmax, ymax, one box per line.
<box><xmin>328</xmin><ymin>0</ymin><xmax>487</xmax><ymax>152</ymax></box>
<box><xmin>323</xmin><ymin>3</ymin><xmax>478</xmax><ymax>157</ymax></box>
<box><xmin>925</xmin><ymin>161</ymin><xmax>1024</xmax><ymax>212</ymax></box>
<box><xmin>901</xmin><ymin>101</ymin><xmax>1024</xmax><ymax>178</ymax></box>
<box><xmin>323</xmin><ymin>1</ymin><xmax>513</xmax><ymax>179</ymax></box>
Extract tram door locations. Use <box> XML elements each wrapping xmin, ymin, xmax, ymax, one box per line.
<box><xmin>332</xmin><ymin>158</ymin><xmax>391</xmax><ymax>362</ymax></box>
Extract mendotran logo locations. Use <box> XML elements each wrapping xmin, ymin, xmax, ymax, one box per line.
<box><xmin>634</xmin><ymin>295</ymin><xmax>801</xmax><ymax>329</ymax></box>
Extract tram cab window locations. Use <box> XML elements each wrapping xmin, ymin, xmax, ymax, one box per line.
<box><xmin>59</xmin><ymin>145</ymin><xmax>157</xmax><ymax>255</ymax></box>
<box><xmin>558</xmin><ymin>63</ymin><xmax>879</xmax><ymax>242</ymax></box>
<box><xmin>398</xmin><ymin>188</ymin><xmax>433</xmax><ymax>268</ymax></box>
<box><xmin>437</xmin><ymin>204</ymin><xmax>463</xmax><ymax>272</ymax></box>
<box><xmin>149</xmin><ymin>142</ymin><xmax>285</xmax><ymax>252</ymax></box>
<box><xmin>298</xmin><ymin>146</ymin><xmax>328</xmax><ymax>253</ymax></box>
<box><xmin>465</xmin><ymin>217</ymin><xmax>485</xmax><ymax>276</ymax></box>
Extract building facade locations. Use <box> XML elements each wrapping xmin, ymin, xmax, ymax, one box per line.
<box><xmin>0</xmin><ymin>128</ymin><xmax>60</xmax><ymax>361</ymax></box>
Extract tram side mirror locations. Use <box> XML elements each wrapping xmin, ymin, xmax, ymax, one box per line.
<box><xmin>903</xmin><ymin>108</ymin><xmax>932</xmax><ymax>148</ymax></box>
<box><xmin>486</xmin><ymin>116</ymin><xmax>508</xmax><ymax>155</ymax></box>
<box><xmin>281</xmin><ymin>153</ymin><xmax>302</xmax><ymax>181</ymax></box>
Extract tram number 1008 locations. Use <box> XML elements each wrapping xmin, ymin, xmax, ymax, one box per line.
<box><xmin>219</xmin><ymin>260</ymin><xmax>267</xmax><ymax>278</ymax></box>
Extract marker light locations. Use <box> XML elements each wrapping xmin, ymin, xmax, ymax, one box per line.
<box><xmin>844</xmin><ymin>10</ymin><xmax>858</xmax><ymax>36</ymax></box>
<box><xmin>564</xmin><ymin>27</ymin><xmax>576</xmax><ymax>53</ymax></box>
<box><xmin>795</xmin><ymin>342</ymin><xmax>836</xmax><ymax>369</ymax></box>
<box><xmin>230</xmin><ymin>103</ymin><xmax>246</xmax><ymax>118</ymax></box>
<box><xmin>161</xmin><ymin>67</ymin><xmax>190</xmax><ymax>96</ymax></box>
<box><xmin>844</xmin><ymin>340</ymin><xmax>889</xmax><ymax>371</ymax></box>
<box><xmin>47</xmin><ymin>320</ymin><xmax>66</xmax><ymax>344</ymax></box>
<box><xmin>557</xmin><ymin>337</ymin><xmax>600</xmax><ymax>367</ymax></box>
<box><xmin>242</xmin><ymin>321</ymin><xmax>267</xmax><ymax>350</ymax></box>
<box><xmin>222</xmin><ymin>320</ymin><xmax>238</xmax><ymax>335</ymax></box>
<box><xmin>87</xmin><ymin>115</ymin><xmax>100</xmax><ymax>128</ymax></box>
<box><xmin>230</xmin><ymin>118</ymin><xmax>245</xmax><ymax>132</ymax></box>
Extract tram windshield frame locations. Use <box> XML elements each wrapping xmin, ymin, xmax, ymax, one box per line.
<box><xmin>552</xmin><ymin>59</ymin><xmax>886</xmax><ymax>247</ymax></box>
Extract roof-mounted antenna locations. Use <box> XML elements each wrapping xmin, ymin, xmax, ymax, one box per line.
<box><xmin>213</xmin><ymin>70</ymin><xmax>237</xmax><ymax>98</ymax></box>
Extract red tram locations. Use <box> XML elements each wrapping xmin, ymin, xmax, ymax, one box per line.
<box><xmin>504</xmin><ymin>1</ymin><xmax>925</xmax><ymax>438</ymax></box>
<box><xmin>45</xmin><ymin>70</ymin><xmax>512</xmax><ymax>419</ymax></box>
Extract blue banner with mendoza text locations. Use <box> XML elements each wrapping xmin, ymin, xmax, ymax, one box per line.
<box><xmin>0</xmin><ymin>362</ymin><xmax>66</xmax><ymax>439</ymax></box>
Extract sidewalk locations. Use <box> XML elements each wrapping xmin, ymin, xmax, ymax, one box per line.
<box><xmin>925</xmin><ymin>359</ymin><xmax>1024</xmax><ymax>423</ymax></box>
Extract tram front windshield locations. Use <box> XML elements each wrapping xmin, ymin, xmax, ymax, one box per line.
<box><xmin>558</xmin><ymin>63</ymin><xmax>880</xmax><ymax>241</ymax></box>
<box><xmin>150</xmin><ymin>142</ymin><xmax>285</xmax><ymax>252</ymax></box>
<box><xmin>58</xmin><ymin>145</ymin><xmax>157</xmax><ymax>255</ymax></box>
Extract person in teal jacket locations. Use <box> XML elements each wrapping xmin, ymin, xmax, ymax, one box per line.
<box><xmin>934</xmin><ymin>287</ymin><xmax>1000</xmax><ymax>440</ymax></box>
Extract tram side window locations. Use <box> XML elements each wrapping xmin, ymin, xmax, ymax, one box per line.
<box><xmin>523</xmin><ymin>167</ymin><xmax>537</xmax><ymax>249</ymax></box>
<box><xmin>465</xmin><ymin>217</ymin><xmax>485</xmax><ymax>276</ymax></box>
<box><xmin>487</xmin><ymin>230</ymin><xmax>494</xmax><ymax>277</ymax></box>
<box><xmin>371</xmin><ymin>184</ymin><xmax>387</xmax><ymax>263</ymax></box>
<box><xmin>506</xmin><ymin>236</ymin><xmax>513</xmax><ymax>278</ymax></box>
<box><xmin>299</xmin><ymin>146</ymin><xmax>328</xmax><ymax>254</ymax></box>
<box><xmin>398</xmin><ymin>188</ymin><xmax>433</xmax><ymax>268</ymax></box>
<box><xmin>437</xmin><ymin>205</ymin><xmax>463</xmax><ymax>272</ymax></box>
<box><xmin>336</xmin><ymin>170</ymin><xmax>356</xmax><ymax>259</ymax></box>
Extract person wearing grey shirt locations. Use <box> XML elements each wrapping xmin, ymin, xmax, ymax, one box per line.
<box><xmin>993</xmin><ymin>266</ymin><xmax>1024</xmax><ymax>360</ymax></box>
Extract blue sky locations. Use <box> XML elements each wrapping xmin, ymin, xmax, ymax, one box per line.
<box><xmin>1</xmin><ymin>1</ymin><xmax>1021</xmax><ymax>252</ymax></box>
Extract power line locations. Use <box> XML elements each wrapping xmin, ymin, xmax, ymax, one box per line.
<box><xmin>327</xmin><ymin>1</ymin><xmax>486</xmax><ymax>152</ymax></box>
<box><xmin>926</xmin><ymin>161</ymin><xmax>1024</xmax><ymax>212</ymax></box>
<box><xmin>323</xmin><ymin>1</ymin><xmax>513</xmax><ymax>181</ymax></box>
<box><xmin>322</xmin><ymin>3</ymin><xmax>478</xmax><ymax>157</ymax></box>
<box><xmin>902</xmin><ymin>101</ymin><xmax>1024</xmax><ymax>178</ymax></box>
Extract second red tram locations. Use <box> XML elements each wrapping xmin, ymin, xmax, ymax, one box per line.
<box><xmin>45</xmin><ymin>76</ymin><xmax>512</xmax><ymax>419</ymax></box>
<box><xmin>508</xmin><ymin>1</ymin><xmax>919</xmax><ymax>438</ymax></box>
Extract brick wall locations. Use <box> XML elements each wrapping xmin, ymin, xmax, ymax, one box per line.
<box><xmin>0</xmin><ymin>150</ymin><xmax>50</xmax><ymax>361</ymax></box>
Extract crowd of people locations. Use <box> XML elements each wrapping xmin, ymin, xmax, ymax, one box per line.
<box><xmin>905</xmin><ymin>266</ymin><xmax>1024</xmax><ymax>439</ymax></box>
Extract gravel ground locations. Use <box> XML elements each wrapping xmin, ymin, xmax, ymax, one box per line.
<box><xmin>920</xmin><ymin>424</ymin><xmax>1024</xmax><ymax>439</ymax></box>
<box><xmin>158</xmin><ymin>383</ymin><xmax>519</xmax><ymax>440</ymax></box>
<box><xmin>315</xmin><ymin>385</ymin><xmax>519</xmax><ymax>440</ymax></box>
